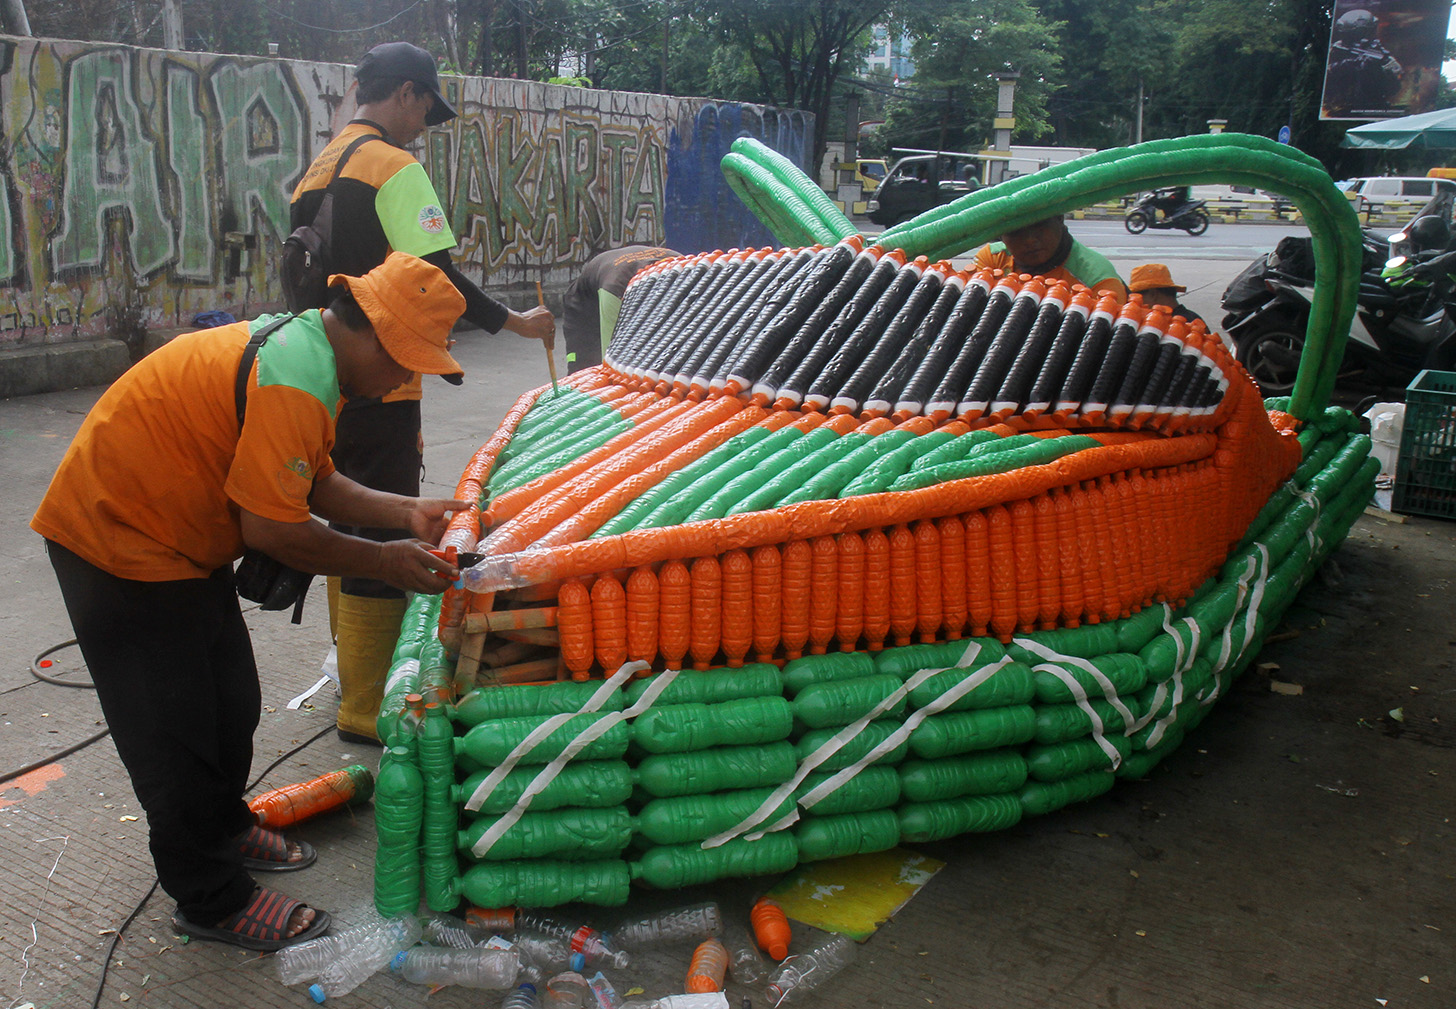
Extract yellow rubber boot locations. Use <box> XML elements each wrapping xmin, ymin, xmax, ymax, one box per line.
<box><xmin>334</xmin><ymin>592</ymin><xmax>408</xmax><ymax>743</ymax></box>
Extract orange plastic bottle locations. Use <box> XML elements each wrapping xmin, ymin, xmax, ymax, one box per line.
<box><xmin>751</xmin><ymin>897</ymin><xmax>792</xmax><ymax>960</ymax></box>
<box><xmin>685</xmin><ymin>936</ymin><xmax>729</xmax><ymax>992</ymax></box>
<box><xmin>248</xmin><ymin>765</ymin><xmax>374</xmax><ymax>829</ymax></box>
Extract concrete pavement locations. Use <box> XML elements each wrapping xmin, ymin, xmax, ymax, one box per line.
<box><xmin>2</xmin><ymin>315</ymin><xmax>1454</xmax><ymax>1009</ymax></box>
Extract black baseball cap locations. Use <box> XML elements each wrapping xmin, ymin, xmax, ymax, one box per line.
<box><xmin>355</xmin><ymin>42</ymin><xmax>457</xmax><ymax>127</ymax></box>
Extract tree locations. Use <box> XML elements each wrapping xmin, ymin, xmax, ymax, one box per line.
<box><xmin>701</xmin><ymin>0</ymin><xmax>894</xmax><ymax>167</ymax></box>
<box><xmin>885</xmin><ymin>0</ymin><xmax>1061</xmax><ymax>154</ymax></box>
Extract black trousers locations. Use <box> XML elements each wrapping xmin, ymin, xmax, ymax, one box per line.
<box><xmin>47</xmin><ymin>541</ymin><xmax>259</xmax><ymax>925</ymax></box>
<box><xmin>330</xmin><ymin>397</ymin><xmax>422</xmax><ymax>599</ymax></box>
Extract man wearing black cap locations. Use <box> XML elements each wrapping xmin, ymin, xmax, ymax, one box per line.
<box><xmin>290</xmin><ymin>42</ymin><xmax>555</xmax><ymax>744</ymax></box>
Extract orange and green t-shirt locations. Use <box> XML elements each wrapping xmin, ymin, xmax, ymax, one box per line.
<box><xmin>973</xmin><ymin>240</ymin><xmax>1128</xmax><ymax>304</ymax></box>
<box><xmin>31</xmin><ymin>312</ymin><xmax>341</xmax><ymax>581</ymax></box>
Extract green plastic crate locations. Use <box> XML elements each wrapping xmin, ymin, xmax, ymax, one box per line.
<box><xmin>1393</xmin><ymin>369</ymin><xmax>1456</xmax><ymax>520</ymax></box>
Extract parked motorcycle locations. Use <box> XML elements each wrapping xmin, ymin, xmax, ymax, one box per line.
<box><xmin>1221</xmin><ymin>225</ymin><xmax>1456</xmax><ymax>397</ymax></box>
<box><xmin>1124</xmin><ymin>188</ymin><xmax>1211</xmax><ymax>236</ymax></box>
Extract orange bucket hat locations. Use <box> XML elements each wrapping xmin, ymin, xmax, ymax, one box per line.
<box><xmin>1128</xmin><ymin>263</ymin><xmax>1187</xmax><ymax>293</ymax></box>
<box><xmin>329</xmin><ymin>252</ymin><xmax>466</xmax><ymax>381</ymax></box>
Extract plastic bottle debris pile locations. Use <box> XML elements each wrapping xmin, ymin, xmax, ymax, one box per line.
<box><xmin>274</xmin><ymin>898</ymin><xmax>852</xmax><ymax>1006</ymax></box>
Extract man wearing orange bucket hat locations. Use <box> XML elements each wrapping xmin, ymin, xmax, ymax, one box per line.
<box><xmin>1128</xmin><ymin>262</ymin><xmax>1203</xmax><ymax>323</ymax></box>
<box><xmin>30</xmin><ymin>253</ymin><xmax>468</xmax><ymax>953</ymax></box>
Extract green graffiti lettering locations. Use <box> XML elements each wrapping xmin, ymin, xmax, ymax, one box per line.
<box><xmin>531</xmin><ymin>134</ymin><xmax>563</xmax><ymax>255</ymax></box>
<box><xmin>166</xmin><ymin>65</ymin><xmax>212</xmax><ymax>279</ymax></box>
<box><xmin>563</xmin><ymin>122</ymin><xmax>602</xmax><ymax>257</ymax></box>
<box><xmin>440</xmin><ymin>125</ymin><xmax>502</xmax><ymax>264</ymax></box>
<box><xmin>52</xmin><ymin>50</ymin><xmax>174</xmax><ymax>275</ymax></box>
<box><xmin>495</xmin><ymin>116</ymin><xmax>537</xmax><ymax>247</ymax></box>
<box><xmin>624</xmin><ymin>135</ymin><xmax>663</xmax><ymax>242</ymax></box>
<box><xmin>208</xmin><ymin>62</ymin><xmax>305</xmax><ymax>244</ymax></box>
<box><xmin>602</xmin><ymin>133</ymin><xmax>636</xmax><ymax>245</ymax></box>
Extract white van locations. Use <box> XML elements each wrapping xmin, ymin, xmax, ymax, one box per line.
<box><xmin>1335</xmin><ymin>176</ymin><xmax>1455</xmax><ymax>213</ymax></box>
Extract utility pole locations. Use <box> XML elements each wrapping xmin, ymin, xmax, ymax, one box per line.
<box><xmin>987</xmin><ymin>69</ymin><xmax>1020</xmax><ymax>186</ymax></box>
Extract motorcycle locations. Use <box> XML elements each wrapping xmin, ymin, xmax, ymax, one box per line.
<box><xmin>1124</xmin><ymin>188</ymin><xmax>1211</xmax><ymax>236</ymax></box>
<box><xmin>1220</xmin><ymin>229</ymin><xmax>1456</xmax><ymax>397</ymax></box>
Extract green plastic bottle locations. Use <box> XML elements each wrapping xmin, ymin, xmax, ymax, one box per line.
<box><xmin>457</xmin><ymin>807</ymin><xmax>633</xmax><ymax>861</ymax></box>
<box><xmin>630</xmin><ymin>833</ymin><xmax>799</xmax><ymax>888</ymax></box>
<box><xmin>907</xmin><ymin>706</ymin><xmax>1037</xmax><ymax>758</ymax></box>
<box><xmin>1025</xmin><ymin>735</ymin><xmax>1134</xmax><ymax>782</ymax></box>
<box><xmin>374</xmin><ymin>742</ymin><xmax>425</xmax><ymax>918</ymax></box>
<box><xmin>781</xmin><ymin>652</ymin><xmax>877</xmax><ymax>695</ymax></box>
<box><xmin>1116</xmin><ymin>731</ymin><xmax>1184</xmax><ymax>780</ymax></box>
<box><xmin>458</xmin><ymin>859</ymin><xmax>632</xmax><ymax>909</ymax></box>
<box><xmin>420</xmin><ymin>703</ymin><xmax>461</xmax><ymax>912</ymax></box>
<box><xmin>793</xmin><ymin>720</ymin><xmax>908</xmax><ymax>770</ymax></box>
<box><xmin>457</xmin><ymin>712</ymin><xmax>630</xmax><ymax>766</ymax></box>
<box><xmin>795</xmin><ymin>765</ymin><xmax>901</xmax><ymax>815</ymax></box>
<box><xmin>634</xmin><ymin>788</ymin><xmax>797</xmax><ymax>846</ymax></box>
<box><xmin>634</xmin><ymin>742</ymin><xmax>798</xmax><ymax>797</ymax></box>
<box><xmin>791</xmin><ymin>675</ymin><xmax>907</xmax><ymax>729</ymax></box>
<box><xmin>897</xmin><ymin>751</ymin><xmax>1029</xmax><ymax>802</ymax></box>
<box><xmin>1033</xmin><ymin>698</ymin><xmax>1137</xmax><ymax>745</ymax></box>
<box><xmin>795</xmin><ymin>810</ymin><xmax>901</xmax><ymax>862</ymax></box>
<box><xmin>455</xmin><ymin>761</ymin><xmax>635</xmax><ymax>813</ymax></box>
<box><xmin>1030</xmin><ymin>653</ymin><xmax>1147</xmax><ymax>705</ymax></box>
<box><xmin>1018</xmin><ymin>770</ymin><xmax>1116</xmax><ymax>817</ymax></box>
<box><xmin>625</xmin><ymin>663</ymin><xmax>784</xmax><ymax>705</ymax></box>
<box><xmin>631</xmin><ymin>697</ymin><xmax>794</xmax><ymax>754</ymax></box>
<box><xmin>873</xmin><ymin>638</ymin><xmax>1005</xmax><ymax>679</ymax></box>
<box><xmin>453</xmin><ymin>680</ymin><xmax>624</xmax><ymax>728</ymax></box>
<box><xmin>906</xmin><ymin>662</ymin><xmax>1036</xmax><ymax>711</ymax></box>
<box><xmin>897</xmin><ymin>793</ymin><xmax>1022</xmax><ymax>842</ymax></box>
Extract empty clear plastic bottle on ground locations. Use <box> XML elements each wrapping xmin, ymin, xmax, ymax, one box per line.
<box><xmin>541</xmin><ymin>969</ymin><xmax>593</xmax><ymax>1009</ymax></box>
<box><xmin>501</xmin><ymin>982</ymin><xmax>541</xmax><ymax>1009</ymax></box>
<box><xmin>724</xmin><ymin>924</ymin><xmax>768</xmax><ymax>984</ymax></box>
<box><xmin>516</xmin><ymin>912</ymin><xmax>629</xmax><ymax>968</ymax></box>
<box><xmin>303</xmin><ymin>913</ymin><xmax>423</xmax><ymax>1001</ymax></box>
<box><xmin>276</xmin><ymin>909</ymin><xmax>421</xmax><ymax>986</ymax></box>
<box><xmin>611</xmin><ymin>901</ymin><xmax>722</xmax><ymax>948</ymax></box>
<box><xmin>423</xmin><ymin>911</ymin><xmax>486</xmax><ymax>948</ymax></box>
<box><xmin>764</xmin><ymin>932</ymin><xmax>856</xmax><ymax>1005</ymax></box>
<box><xmin>391</xmin><ymin>944</ymin><xmax>522</xmax><ymax>989</ymax></box>
<box><xmin>511</xmin><ymin>930</ymin><xmax>585</xmax><ymax>973</ymax></box>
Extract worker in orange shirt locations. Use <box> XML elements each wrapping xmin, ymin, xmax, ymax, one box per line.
<box><xmin>31</xmin><ymin>253</ymin><xmax>467</xmax><ymax>953</ymax></box>
<box><xmin>972</xmin><ymin>214</ymin><xmax>1128</xmax><ymax>303</ymax></box>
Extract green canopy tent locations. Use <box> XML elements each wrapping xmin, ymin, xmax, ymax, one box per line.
<box><xmin>1342</xmin><ymin>108</ymin><xmax>1456</xmax><ymax>150</ymax></box>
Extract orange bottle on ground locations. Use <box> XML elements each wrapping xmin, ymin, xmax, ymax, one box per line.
<box><xmin>685</xmin><ymin>936</ymin><xmax>729</xmax><ymax>992</ymax></box>
<box><xmin>248</xmin><ymin>765</ymin><xmax>375</xmax><ymax>830</ymax></box>
<box><xmin>751</xmin><ymin>897</ymin><xmax>792</xmax><ymax>960</ymax></box>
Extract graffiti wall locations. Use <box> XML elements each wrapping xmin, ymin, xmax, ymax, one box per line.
<box><xmin>0</xmin><ymin>36</ymin><xmax>812</xmax><ymax>348</ymax></box>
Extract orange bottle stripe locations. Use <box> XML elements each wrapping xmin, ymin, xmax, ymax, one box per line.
<box><xmin>751</xmin><ymin>545</ymin><xmax>783</xmax><ymax>663</ymax></box>
<box><xmin>720</xmin><ymin>549</ymin><xmax>754</xmax><ymax>667</ymax></box>
<box><xmin>807</xmin><ymin>536</ymin><xmax>838</xmax><ymax>655</ymax></box>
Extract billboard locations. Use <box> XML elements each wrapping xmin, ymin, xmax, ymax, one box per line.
<box><xmin>1320</xmin><ymin>0</ymin><xmax>1450</xmax><ymax>120</ymax></box>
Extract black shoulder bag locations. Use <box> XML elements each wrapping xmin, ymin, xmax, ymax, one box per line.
<box><xmin>280</xmin><ymin>134</ymin><xmax>378</xmax><ymax>312</ymax></box>
<box><xmin>232</xmin><ymin>314</ymin><xmax>316</xmax><ymax>623</ymax></box>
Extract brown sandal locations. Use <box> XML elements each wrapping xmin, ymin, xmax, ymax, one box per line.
<box><xmin>172</xmin><ymin>885</ymin><xmax>330</xmax><ymax>952</ymax></box>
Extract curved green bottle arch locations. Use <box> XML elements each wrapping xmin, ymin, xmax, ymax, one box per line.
<box><xmin>721</xmin><ymin>133</ymin><xmax>1362</xmax><ymax>422</ymax></box>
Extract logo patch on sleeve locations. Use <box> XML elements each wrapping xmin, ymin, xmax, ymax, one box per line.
<box><xmin>418</xmin><ymin>205</ymin><xmax>447</xmax><ymax>235</ymax></box>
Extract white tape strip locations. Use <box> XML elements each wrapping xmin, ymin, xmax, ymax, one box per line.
<box><xmin>793</xmin><ymin>653</ymin><xmax>1016</xmax><ymax>816</ymax></box>
<box><xmin>463</xmin><ymin>662</ymin><xmax>641</xmax><ymax>813</ymax></box>
<box><xmin>286</xmin><ymin>674</ymin><xmax>333</xmax><ymax>710</ymax></box>
<box><xmin>383</xmin><ymin>658</ymin><xmax>421</xmax><ymax>697</ymax></box>
<box><xmin>1011</xmin><ymin>637</ymin><xmax>1137</xmax><ymax>728</ymax></box>
<box><xmin>468</xmin><ymin>661</ymin><xmax>667</xmax><ymax>857</ymax></box>
<box><xmin>1295</xmin><ymin>487</ymin><xmax>1324</xmax><ymax>558</ymax></box>
<box><xmin>1129</xmin><ymin>606</ymin><xmax>1199</xmax><ymax>741</ymax></box>
<box><xmin>702</xmin><ymin>640</ymin><xmax>999</xmax><ymax>848</ymax></box>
